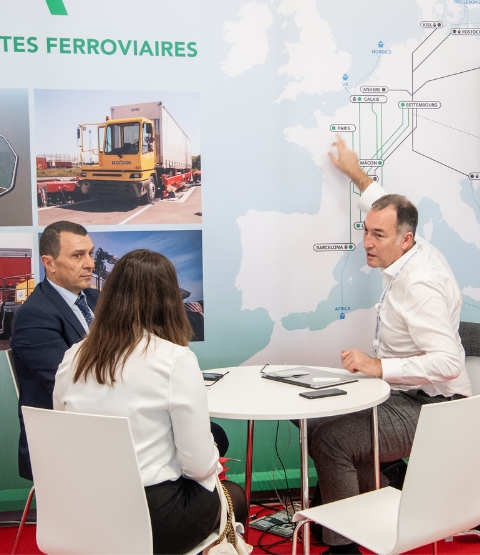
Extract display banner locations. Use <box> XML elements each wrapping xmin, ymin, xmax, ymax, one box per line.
<box><xmin>1</xmin><ymin>0</ymin><xmax>480</xmax><ymax>500</ymax></box>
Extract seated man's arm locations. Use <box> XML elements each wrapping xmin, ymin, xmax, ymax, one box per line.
<box><xmin>329</xmin><ymin>135</ymin><xmax>373</xmax><ymax>192</ymax></box>
<box><xmin>341</xmin><ymin>348</ymin><xmax>382</xmax><ymax>376</ymax></box>
<box><xmin>381</xmin><ymin>279</ymin><xmax>462</xmax><ymax>386</ymax></box>
<box><xmin>340</xmin><ymin>280</ymin><xmax>462</xmax><ymax>385</ymax></box>
<box><xmin>12</xmin><ymin>304</ymin><xmax>71</xmax><ymax>399</ymax></box>
<box><xmin>329</xmin><ymin>135</ymin><xmax>389</xmax><ymax>211</ymax></box>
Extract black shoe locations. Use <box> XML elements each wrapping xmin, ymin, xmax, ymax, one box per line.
<box><xmin>310</xmin><ymin>521</ymin><xmax>325</xmax><ymax>544</ymax></box>
<box><xmin>309</xmin><ymin>481</ymin><xmax>324</xmax><ymax>543</ymax></box>
<box><xmin>381</xmin><ymin>459</ymin><xmax>407</xmax><ymax>490</ymax></box>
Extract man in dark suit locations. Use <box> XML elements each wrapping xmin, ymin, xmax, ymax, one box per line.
<box><xmin>11</xmin><ymin>221</ymin><xmax>99</xmax><ymax>481</ymax></box>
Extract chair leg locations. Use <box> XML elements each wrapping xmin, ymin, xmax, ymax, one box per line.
<box><xmin>432</xmin><ymin>540</ymin><xmax>437</xmax><ymax>555</ymax></box>
<box><xmin>11</xmin><ymin>486</ymin><xmax>35</xmax><ymax>555</ymax></box>
<box><xmin>292</xmin><ymin>520</ymin><xmax>307</xmax><ymax>555</ymax></box>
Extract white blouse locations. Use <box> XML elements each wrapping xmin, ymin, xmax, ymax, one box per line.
<box><xmin>53</xmin><ymin>335</ymin><xmax>220</xmax><ymax>490</ymax></box>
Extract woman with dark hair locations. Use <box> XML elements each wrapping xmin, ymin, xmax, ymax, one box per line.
<box><xmin>53</xmin><ymin>249</ymin><xmax>246</xmax><ymax>554</ymax></box>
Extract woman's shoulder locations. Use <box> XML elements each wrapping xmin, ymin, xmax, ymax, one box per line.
<box><xmin>63</xmin><ymin>339</ymin><xmax>84</xmax><ymax>361</ymax></box>
<box><xmin>139</xmin><ymin>336</ymin><xmax>200</xmax><ymax>383</ymax></box>
<box><xmin>144</xmin><ymin>334</ymin><xmax>197</xmax><ymax>362</ymax></box>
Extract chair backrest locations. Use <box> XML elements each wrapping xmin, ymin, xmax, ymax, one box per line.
<box><xmin>459</xmin><ymin>322</ymin><xmax>480</xmax><ymax>395</ymax></box>
<box><xmin>22</xmin><ymin>406</ymin><xmax>153</xmax><ymax>555</ymax></box>
<box><xmin>394</xmin><ymin>396</ymin><xmax>480</xmax><ymax>553</ymax></box>
<box><xmin>6</xmin><ymin>348</ymin><xmax>19</xmax><ymax>398</ymax></box>
<box><xmin>466</xmin><ymin>356</ymin><xmax>480</xmax><ymax>396</ymax></box>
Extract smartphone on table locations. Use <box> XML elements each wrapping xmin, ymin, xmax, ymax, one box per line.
<box><xmin>299</xmin><ymin>388</ymin><xmax>347</xmax><ymax>399</ymax></box>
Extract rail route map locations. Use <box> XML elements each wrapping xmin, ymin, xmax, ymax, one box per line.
<box><xmin>222</xmin><ymin>0</ymin><xmax>480</xmax><ymax>366</ymax></box>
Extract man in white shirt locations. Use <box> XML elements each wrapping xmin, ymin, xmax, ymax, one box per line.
<box><xmin>307</xmin><ymin>137</ymin><xmax>471</xmax><ymax>555</ymax></box>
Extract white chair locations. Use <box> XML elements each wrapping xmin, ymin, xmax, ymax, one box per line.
<box><xmin>292</xmin><ymin>396</ymin><xmax>480</xmax><ymax>555</ymax></box>
<box><xmin>22</xmin><ymin>406</ymin><xmax>219</xmax><ymax>555</ymax></box>
<box><xmin>445</xmin><ymin>321</ymin><xmax>480</xmax><ymax>541</ymax></box>
<box><xmin>460</xmin><ymin>321</ymin><xmax>480</xmax><ymax>395</ymax></box>
<box><xmin>6</xmin><ymin>349</ymin><xmax>36</xmax><ymax>555</ymax></box>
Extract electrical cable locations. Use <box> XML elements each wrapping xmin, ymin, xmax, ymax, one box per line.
<box><xmin>272</xmin><ymin>420</ymin><xmax>296</xmax><ymax>522</ymax></box>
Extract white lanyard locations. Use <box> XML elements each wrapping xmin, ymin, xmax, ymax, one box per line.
<box><xmin>372</xmin><ymin>248</ymin><xmax>418</xmax><ymax>358</ymax></box>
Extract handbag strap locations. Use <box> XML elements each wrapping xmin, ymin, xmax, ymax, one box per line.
<box><xmin>215</xmin><ymin>482</ymin><xmax>237</xmax><ymax>547</ymax></box>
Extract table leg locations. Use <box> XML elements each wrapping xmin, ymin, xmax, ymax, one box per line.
<box><xmin>299</xmin><ymin>418</ymin><xmax>310</xmax><ymax>555</ymax></box>
<box><xmin>244</xmin><ymin>419</ymin><xmax>254</xmax><ymax>541</ymax></box>
<box><xmin>372</xmin><ymin>406</ymin><xmax>380</xmax><ymax>489</ymax></box>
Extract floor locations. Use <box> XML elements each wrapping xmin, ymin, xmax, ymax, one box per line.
<box><xmin>1</xmin><ymin>505</ymin><xmax>480</xmax><ymax>555</ymax></box>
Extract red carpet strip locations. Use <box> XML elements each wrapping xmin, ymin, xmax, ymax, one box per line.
<box><xmin>1</xmin><ymin>505</ymin><xmax>480</xmax><ymax>554</ymax></box>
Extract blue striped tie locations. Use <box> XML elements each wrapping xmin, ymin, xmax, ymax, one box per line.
<box><xmin>75</xmin><ymin>294</ymin><xmax>93</xmax><ymax>327</ymax></box>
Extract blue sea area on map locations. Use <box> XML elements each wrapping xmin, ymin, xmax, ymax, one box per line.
<box><xmin>459</xmin><ymin>177</ymin><xmax>480</xmax><ymax>226</ymax></box>
<box><xmin>315</xmin><ymin>0</ymin><xmax>424</xmax><ymax>90</ymax></box>
<box><xmin>282</xmin><ymin>240</ymin><xmax>382</xmax><ymax>332</ymax></box>
<box><xmin>417</xmin><ymin>198</ymin><xmax>480</xmax><ymax>323</ymax></box>
<box><xmin>282</xmin><ymin>195</ymin><xmax>480</xmax><ymax>332</ymax></box>
<box><xmin>314</xmin><ymin>90</ymin><xmax>352</xmax><ymax>117</ymax></box>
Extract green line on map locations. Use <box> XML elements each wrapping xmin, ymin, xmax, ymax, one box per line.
<box><xmin>371</xmin><ymin>104</ymin><xmax>379</xmax><ymax>156</ymax></box>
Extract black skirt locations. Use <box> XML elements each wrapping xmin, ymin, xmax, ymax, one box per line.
<box><xmin>145</xmin><ymin>477</ymin><xmax>221</xmax><ymax>554</ymax></box>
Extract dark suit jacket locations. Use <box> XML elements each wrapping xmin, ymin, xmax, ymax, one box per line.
<box><xmin>11</xmin><ymin>279</ymin><xmax>99</xmax><ymax>481</ymax></box>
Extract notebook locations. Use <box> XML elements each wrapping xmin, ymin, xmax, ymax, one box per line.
<box><xmin>262</xmin><ymin>366</ymin><xmax>357</xmax><ymax>389</ymax></box>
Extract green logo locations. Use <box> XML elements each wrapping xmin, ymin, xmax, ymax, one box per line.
<box><xmin>45</xmin><ymin>0</ymin><xmax>68</xmax><ymax>15</ymax></box>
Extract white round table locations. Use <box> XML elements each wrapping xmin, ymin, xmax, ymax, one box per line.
<box><xmin>206</xmin><ymin>365</ymin><xmax>391</xmax><ymax>553</ymax></box>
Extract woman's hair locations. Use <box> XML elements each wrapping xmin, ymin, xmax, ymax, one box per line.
<box><xmin>73</xmin><ymin>249</ymin><xmax>193</xmax><ymax>385</ymax></box>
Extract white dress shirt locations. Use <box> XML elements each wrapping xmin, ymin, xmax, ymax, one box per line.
<box><xmin>53</xmin><ymin>334</ymin><xmax>220</xmax><ymax>490</ymax></box>
<box><xmin>358</xmin><ymin>182</ymin><xmax>471</xmax><ymax>398</ymax></box>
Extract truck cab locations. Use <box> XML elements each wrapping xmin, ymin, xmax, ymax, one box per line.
<box><xmin>77</xmin><ymin>101</ymin><xmax>193</xmax><ymax>204</ymax></box>
<box><xmin>103</xmin><ymin>117</ymin><xmax>155</xmax><ymax>161</ymax></box>
<box><xmin>78</xmin><ymin>117</ymin><xmax>158</xmax><ymax>203</ymax></box>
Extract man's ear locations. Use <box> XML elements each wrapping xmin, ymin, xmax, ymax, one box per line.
<box><xmin>401</xmin><ymin>231</ymin><xmax>414</xmax><ymax>252</ymax></box>
<box><xmin>41</xmin><ymin>254</ymin><xmax>55</xmax><ymax>274</ymax></box>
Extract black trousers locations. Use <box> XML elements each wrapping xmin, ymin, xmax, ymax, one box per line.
<box><xmin>145</xmin><ymin>477</ymin><xmax>220</xmax><ymax>555</ymax></box>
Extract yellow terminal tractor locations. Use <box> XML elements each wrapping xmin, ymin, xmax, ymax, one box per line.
<box><xmin>77</xmin><ymin>101</ymin><xmax>193</xmax><ymax>203</ymax></box>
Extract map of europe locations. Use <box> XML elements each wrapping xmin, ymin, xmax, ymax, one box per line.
<box><xmin>218</xmin><ymin>0</ymin><xmax>480</xmax><ymax>367</ymax></box>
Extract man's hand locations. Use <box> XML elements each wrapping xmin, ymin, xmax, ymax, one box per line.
<box><xmin>341</xmin><ymin>348</ymin><xmax>383</xmax><ymax>377</ymax></box>
<box><xmin>328</xmin><ymin>135</ymin><xmax>373</xmax><ymax>193</ymax></box>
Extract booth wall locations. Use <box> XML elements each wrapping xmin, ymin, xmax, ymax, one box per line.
<box><xmin>1</xmin><ymin>0</ymin><xmax>480</xmax><ymax>509</ymax></box>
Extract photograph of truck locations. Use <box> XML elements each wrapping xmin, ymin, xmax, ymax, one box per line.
<box><xmin>0</xmin><ymin>234</ymin><xmax>34</xmax><ymax>350</ymax></box>
<box><xmin>79</xmin><ymin>101</ymin><xmax>193</xmax><ymax>204</ymax></box>
<box><xmin>35</xmin><ymin>90</ymin><xmax>201</xmax><ymax>226</ymax></box>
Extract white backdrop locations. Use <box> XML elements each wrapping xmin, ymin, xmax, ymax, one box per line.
<box><xmin>1</xmin><ymin>0</ymin><xmax>479</xmax><ymax>370</ymax></box>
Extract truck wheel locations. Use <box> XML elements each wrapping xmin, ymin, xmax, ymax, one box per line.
<box><xmin>145</xmin><ymin>176</ymin><xmax>156</xmax><ymax>204</ymax></box>
<box><xmin>37</xmin><ymin>186</ymin><xmax>47</xmax><ymax>208</ymax></box>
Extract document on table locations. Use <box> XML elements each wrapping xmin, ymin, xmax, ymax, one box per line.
<box><xmin>262</xmin><ymin>366</ymin><xmax>357</xmax><ymax>389</ymax></box>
